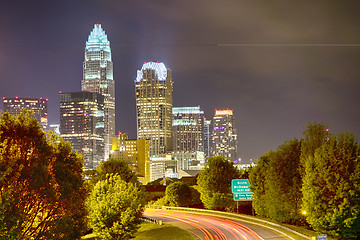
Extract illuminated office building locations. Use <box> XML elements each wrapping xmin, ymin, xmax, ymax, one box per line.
<box><xmin>135</xmin><ymin>62</ymin><xmax>173</xmax><ymax>157</ymax></box>
<box><xmin>3</xmin><ymin>97</ymin><xmax>48</xmax><ymax>130</ymax></box>
<box><xmin>60</xmin><ymin>92</ymin><xmax>105</xmax><ymax>170</ymax></box>
<box><xmin>211</xmin><ymin>109</ymin><xmax>238</xmax><ymax>161</ymax></box>
<box><xmin>172</xmin><ymin>106</ymin><xmax>205</xmax><ymax>170</ymax></box>
<box><xmin>82</xmin><ymin>24</ymin><xmax>115</xmax><ymax>160</ymax></box>
<box><xmin>111</xmin><ymin>133</ymin><xmax>151</xmax><ymax>184</ymax></box>
<box><xmin>203</xmin><ymin>118</ymin><xmax>212</xmax><ymax>160</ymax></box>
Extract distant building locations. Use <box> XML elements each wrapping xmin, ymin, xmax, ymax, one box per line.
<box><xmin>149</xmin><ymin>154</ymin><xmax>175</xmax><ymax>181</ymax></box>
<box><xmin>203</xmin><ymin>118</ymin><xmax>212</xmax><ymax>160</ymax></box>
<box><xmin>82</xmin><ymin>24</ymin><xmax>115</xmax><ymax>161</ymax></box>
<box><xmin>49</xmin><ymin>124</ymin><xmax>60</xmax><ymax>135</ymax></box>
<box><xmin>172</xmin><ymin>106</ymin><xmax>205</xmax><ymax>171</ymax></box>
<box><xmin>234</xmin><ymin>162</ymin><xmax>257</xmax><ymax>171</ymax></box>
<box><xmin>2</xmin><ymin>97</ymin><xmax>48</xmax><ymax>130</ymax></box>
<box><xmin>110</xmin><ymin>133</ymin><xmax>151</xmax><ymax>184</ymax></box>
<box><xmin>178</xmin><ymin>169</ymin><xmax>201</xmax><ymax>179</ymax></box>
<box><xmin>135</xmin><ymin>62</ymin><xmax>173</xmax><ymax>157</ymax></box>
<box><xmin>211</xmin><ymin>109</ymin><xmax>238</xmax><ymax>161</ymax></box>
<box><xmin>60</xmin><ymin>91</ymin><xmax>105</xmax><ymax>170</ymax></box>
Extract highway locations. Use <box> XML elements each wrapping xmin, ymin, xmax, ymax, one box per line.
<box><xmin>144</xmin><ymin>209</ymin><xmax>291</xmax><ymax>240</ymax></box>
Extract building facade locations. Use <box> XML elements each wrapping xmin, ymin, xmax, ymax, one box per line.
<box><xmin>3</xmin><ymin>97</ymin><xmax>48</xmax><ymax>130</ymax></box>
<box><xmin>135</xmin><ymin>62</ymin><xmax>173</xmax><ymax>157</ymax></box>
<box><xmin>203</xmin><ymin>118</ymin><xmax>212</xmax><ymax>160</ymax></box>
<box><xmin>82</xmin><ymin>24</ymin><xmax>115</xmax><ymax>160</ymax></box>
<box><xmin>60</xmin><ymin>91</ymin><xmax>105</xmax><ymax>170</ymax></box>
<box><xmin>172</xmin><ymin>106</ymin><xmax>205</xmax><ymax>170</ymax></box>
<box><xmin>211</xmin><ymin>109</ymin><xmax>238</xmax><ymax>161</ymax></box>
<box><xmin>110</xmin><ymin>133</ymin><xmax>151</xmax><ymax>184</ymax></box>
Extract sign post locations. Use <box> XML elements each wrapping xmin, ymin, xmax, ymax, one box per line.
<box><xmin>232</xmin><ymin>179</ymin><xmax>253</xmax><ymax>214</ymax></box>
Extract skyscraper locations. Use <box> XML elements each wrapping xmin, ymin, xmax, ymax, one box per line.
<box><xmin>82</xmin><ymin>24</ymin><xmax>115</xmax><ymax>160</ymax></box>
<box><xmin>3</xmin><ymin>97</ymin><xmax>48</xmax><ymax>130</ymax></box>
<box><xmin>135</xmin><ymin>62</ymin><xmax>173</xmax><ymax>157</ymax></box>
<box><xmin>172</xmin><ymin>106</ymin><xmax>205</xmax><ymax>170</ymax></box>
<box><xmin>211</xmin><ymin>109</ymin><xmax>238</xmax><ymax>161</ymax></box>
<box><xmin>60</xmin><ymin>91</ymin><xmax>105</xmax><ymax>170</ymax></box>
<box><xmin>203</xmin><ymin>118</ymin><xmax>212</xmax><ymax>160</ymax></box>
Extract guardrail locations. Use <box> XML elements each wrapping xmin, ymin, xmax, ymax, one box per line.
<box><xmin>140</xmin><ymin>216</ymin><xmax>163</xmax><ymax>225</ymax></box>
<box><xmin>146</xmin><ymin>205</ymin><xmax>311</xmax><ymax>240</ymax></box>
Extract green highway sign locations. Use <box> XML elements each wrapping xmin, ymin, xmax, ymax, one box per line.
<box><xmin>232</xmin><ymin>179</ymin><xmax>252</xmax><ymax>194</ymax></box>
<box><xmin>234</xmin><ymin>193</ymin><xmax>253</xmax><ymax>201</ymax></box>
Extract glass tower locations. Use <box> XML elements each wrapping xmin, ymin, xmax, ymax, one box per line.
<box><xmin>60</xmin><ymin>92</ymin><xmax>105</xmax><ymax>170</ymax></box>
<box><xmin>82</xmin><ymin>24</ymin><xmax>115</xmax><ymax>161</ymax></box>
<box><xmin>172</xmin><ymin>106</ymin><xmax>204</xmax><ymax>152</ymax></box>
<box><xmin>203</xmin><ymin>118</ymin><xmax>212</xmax><ymax>160</ymax></box>
<box><xmin>172</xmin><ymin>106</ymin><xmax>205</xmax><ymax>170</ymax></box>
<box><xmin>135</xmin><ymin>62</ymin><xmax>173</xmax><ymax>157</ymax></box>
<box><xmin>211</xmin><ymin>109</ymin><xmax>238</xmax><ymax>161</ymax></box>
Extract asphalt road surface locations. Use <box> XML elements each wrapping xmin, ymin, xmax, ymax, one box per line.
<box><xmin>144</xmin><ymin>209</ymin><xmax>291</xmax><ymax>240</ymax></box>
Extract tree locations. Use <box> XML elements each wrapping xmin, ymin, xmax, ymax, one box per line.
<box><xmin>87</xmin><ymin>174</ymin><xmax>145</xmax><ymax>240</ymax></box>
<box><xmin>301</xmin><ymin>132</ymin><xmax>360</xmax><ymax>239</ymax></box>
<box><xmin>300</xmin><ymin>122</ymin><xmax>329</xmax><ymax>176</ymax></box>
<box><xmin>89</xmin><ymin>158</ymin><xmax>139</xmax><ymax>187</ymax></box>
<box><xmin>197</xmin><ymin>156</ymin><xmax>240</xmax><ymax>210</ymax></box>
<box><xmin>0</xmin><ymin>111</ymin><xmax>87</xmax><ymax>239</ymax></box>
<box><xmin>166</xmin><ymin>181</ymin><xmax>199</xmax><ymax>207</ymax></box>
<box><xmin>249</xmin><ymin>139</ymin><xmax>303</xmax><ymax>224</ymax></box>
<box><xmin>249</xmin><ymin>152</ymin><xmax>271</xmax><ymax>217</ymax></box>
<box><xmin>265</xmin><ymin>139</ymin><xmax>303</xmax><ymax>223</ymax></box>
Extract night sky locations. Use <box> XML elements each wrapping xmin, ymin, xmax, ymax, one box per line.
<box><xmin>1</xmin><ymin>1</ymin><xmax>360</xmax><ymax>163</ymax></box>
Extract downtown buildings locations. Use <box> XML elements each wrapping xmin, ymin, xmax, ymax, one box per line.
<box><xmin>110</xmin><ymin>133</ymin><xmax>151</xmax><ymax>184</ymax></box>
<box><xmin>81</xmin><ymin>24</ymin><xmax>115</xmax><ymax>161</ymax></box>
<box><xmin>2</xmin><ymin>24</ymin><xmax>240</xmax><ymax>177</ymax></box>
<box><xmin>60</xmin><ymin>24</ymin><xmax>114</xmax><ymax>169</ymax></box>
<box><xmin>2</xmin><ymin>97</ymin><xmax>48</xmax><ymax>130</ymax></box>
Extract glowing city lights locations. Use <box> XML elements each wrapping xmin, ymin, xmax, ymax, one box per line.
<box><xmin>136</xmin><ymin>61</ymin><xmax>168</xmax><ymax>82</ymax></box>
<box><xmin>215</xmin><ymin>109</ymin><xmax>233</xmax><ymax>116</ymax></box>
<box><xmin>85</xmin><ymin>24</ymin><xmax>111</xmax><ymax>52</ymax></box>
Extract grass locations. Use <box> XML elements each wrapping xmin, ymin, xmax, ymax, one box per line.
<box><xmin>134</xmin><ymin>222</ymin><xmax>196</xmax><ymax>240</ymax></box>
<box><xmin>81</xmin><ymin>222</ymin><xmax>196</xmax><ymax>240</ymax></box>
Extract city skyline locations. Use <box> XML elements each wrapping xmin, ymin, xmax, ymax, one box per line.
<box><xmin>1</xmin><ymin>1</ymin><xmax>360</xmax><ymax>163</ymax></box>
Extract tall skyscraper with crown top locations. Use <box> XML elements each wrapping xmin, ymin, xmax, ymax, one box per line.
<box><xmin>135</xmin><ymin>62</ymin><xmax>173</xmax><ymax>157</ymax></box>
<box><xmin>82</xmin><ymin>24</ymin><xmax>115</xmax><ymax>160</ymax></box>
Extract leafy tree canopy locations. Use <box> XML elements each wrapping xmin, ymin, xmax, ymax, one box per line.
<box><xmin>300</xmin><ymin>122</ymin><xmax>329</xmax><ymax>176</ymax></box>
<box><xmin>250</xmin><ymin>139</ymin><xmax>303</xmax><ymax>224</ymax></box>
<box><xmin>197</xmin><ymin>156</ymin><xmax>240</xmax><ymax>210</ymax></box>
<box><xmin>301</xmin><ymin>132</ymin><xmax>360</xmax><ymax>239</ymax></box>
<box><xmin>87</xmin><ymin>174</ymin><xmax>145</xmax><ymax>240</ymax></box>
<box><xmin>0</xmin><ymin>110</ymin><xmax>87</xmax><ymax>239</ymax></box>
<box><xmin>165</xmin><ymin>181</ymin><xmax>201</xmax><ymax>207</ymax></box>
<box><xmin>88</xmin><ymin>158</ymin><xmax>140</xmax><ymax>188</ymax></box>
